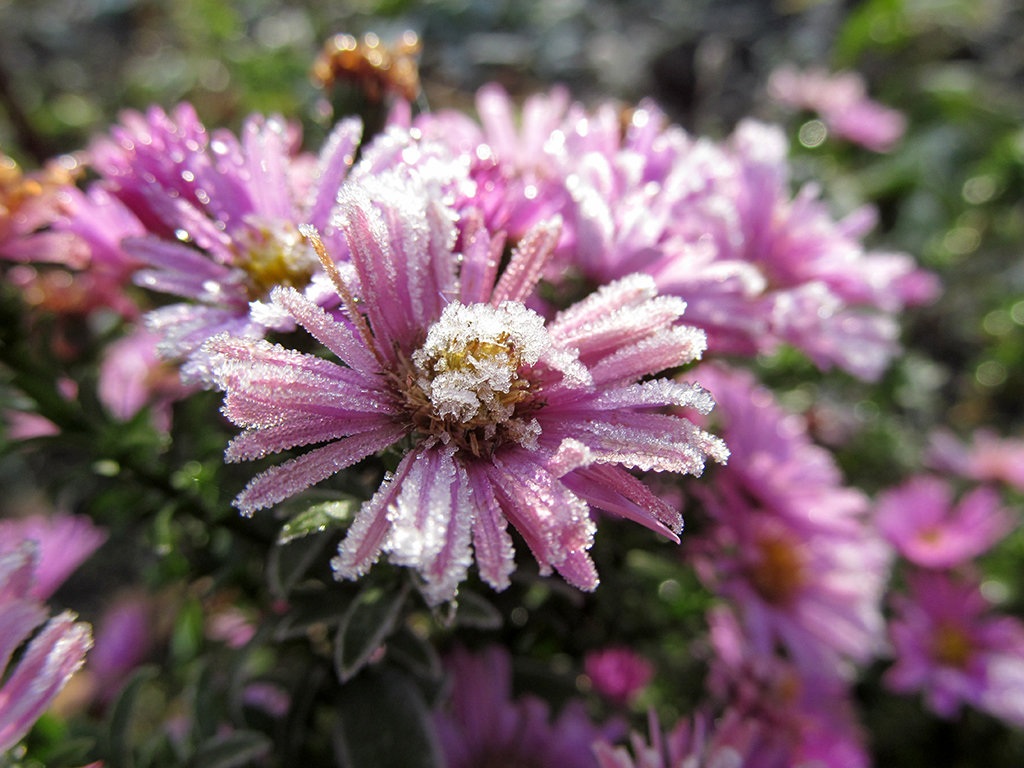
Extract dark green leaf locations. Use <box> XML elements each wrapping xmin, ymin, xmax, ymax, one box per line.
<box><xmin>334</xmin><ymin>581</ymin><xmax>409</xmax><ymax>683</ymax></box>
<box><xmin>386</xmin><ymin>626</ymin><xmax>442</xmax><ymax>681</ymax></box>
<box><xmin>105</xmin><ymin>666</ymin><xmax>159</xmax><ymax>768</ymax></box>
<box><xmin>267</xmin><ymin>532</ymin><xmax>332</xmax><ymax>600</ymax></box>
<box><xmin>451</xmin><ymin>589</ymin><xmax>502</xmax><ymax>630</ymax></box>
<box><xmin>333</xmin><ymin>668</ymin><xmax>443</xmax><ymax>768</ymax></box>
<box><xmin>187</xmin><ymin>730</ymin><xmax>271</xmax><ymax>768</ymax></box>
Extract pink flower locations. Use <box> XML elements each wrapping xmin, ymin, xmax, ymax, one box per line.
<box><xmin>584</xmin><ymin>647</ymin><xmax>653</xmax><ymax>707</ymax></box>
<box><xmin>98</xmin><ymin>326</ymin><xmax>194</xmax><ymax>431</ymax></box>
<box><xmin>702</xmin><ymin>607</ymin><xmax>871</xmax><ymax>768</ymax></box>
<box><xmin>206</xmin><ymin>171</ymin><xmax>726</xmax><ymax>604</ymax></box>
<box><xmin>423</xmin><ymin>84</ymin><xmax>937</xmax><ymax>380</ymax></box>
<box><xmin>436</xmin><ymin>646</ymin><xmax>617</xmax><ymax>768</ymax></box>
<box><xmin>927</xmin><ymin>428</ymin><xmax>1024</xmax><ymax>492</ymax></box>
<box><xmin>886</xmin><ymin>570</ymin><xmax>1024</xmax><ymax>725</ymax></box>
<box><xmin>876</xmin><ymin>475</ymin><xmax>1012</xmax><ymax>569</ymax></box>
<box><xmin>0</xmin><ymin>513</ymin><xmax>106</xmax><ymax>600</ymax></box>
<box><xmin>0</xmin><ymin>544</ymin><xmax>92</xmax><ymax>753</ymax></box>
<box><xmin>768</xmin><ymin>66</ymin><xmax>907</xmax><ymax>152</ymax></box>
<box><xmin>693</xmin><ymin>365</ymin><xmax>890</xmax><ymax>679</ymax></box>
<box><xmin>83</xmin><ymin>104</ymin><xmax>368</xmax><ymax>382</ymax></box>
<box><xmin>86</xmin><ymin>594</ymin><xmax>152</xmax><ymax>698</ymax></box>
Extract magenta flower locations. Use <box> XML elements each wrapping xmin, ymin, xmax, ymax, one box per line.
<box><xmin>876</xmin><ymin>475</ymin><xmax>1012</xmax><ymax>569</ymax></box>
<box><xmin>584</xmin><ymin>647</ymin><xmax>653</xmax><ymax>707</ymax></box>
<box><xmin>98</xmin><ymin>325</ymin><xmax>194</xmax><ymax>432</ymax></box>
<box><xmin>0</xmin><ymin>544</ymin><xmax>92</xmax><ymax>754</ymax></box>
<box><xmin>85</xmin><ymin>103</ymin><xmax>367</xmax><ymax>382</ymax></box>
<box><xmin>206</xmin><ymin>171</ymin><xmax>725</xmax><ymax>604</ymax></box>
<box><xmin>436</xmin><ymin>646</ymin><xmax>617</xmax><ymax>768</ymax></box>
<box><xmin>927</xmin><ymin>428</ymin><xmax>1024</xmax><ymax>492</ymax></box>
<box><xmin>768</xmin><ymin>66</ymin><xmax>907</xmax><ymax>152</ymax></box>
<box><xmin>0</xmin><ymin>513</ymin><xmax>106</xmax><ymax>600</ymax></box>
<box><xmin>702</xmin><ymin>606</ymin><xmax>871</xmax><ymax>768</ymax></box>
<box><xmin>693</xmin><ymin>365</ymin><xmax>889</xmax><ymax>679</ymax></box>
<box><xmin>422</xmin><ymin>83</ymin><xmax>937</xmax><ymax>380</ymax></box>
<box><xmin>886</xmin><ymin>570</ymin><xmax>1024</xmax><ymax>726</ymax></box>
<box><xmin>85</xmin><ymin>594</ymin><xmax>152</xmax><ymax>699</ymax></box>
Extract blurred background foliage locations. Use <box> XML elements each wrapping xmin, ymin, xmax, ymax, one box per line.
<box><xmin>2</xmin><ymin>0</ymin><xmax>1023</xmax><ymax>766</ymax></box>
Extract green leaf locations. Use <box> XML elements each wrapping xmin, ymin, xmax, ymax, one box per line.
<box><xmin>187</xmin><ymin>730</ymin><xmax>271</xmax><ymax>768</ymax></box>
<box><xmin>105</xmin><ymin>666</ymin><xmax>159</xmax><ymax>768</ymax></box>
<box><xmin>277</xmin><ymin>498</ymin><xmax>358</xmax><ymax>544</ymax></box>
<box><xmin>334</xmin><ymin>581</ymin><xmax>410</xmax><ymax>683</ymax></box>
<box><xmin>267</xmin><ymin>533</ymin><xmax>332</xmax><ymax>600</ymax></box>
<box><xmin>451</xmin><ymin>589</ymin><xmax>502</xmax><ymax>630</ymax></box>
<box><xmin>386</xmin><ymin>626</ymin><xmax>442</xmax><ymax>681</ymax></box>
<box><xmin>333</xmin><ymin>668</ymin><xmax>443</xmax><ymax>768</ymax></box>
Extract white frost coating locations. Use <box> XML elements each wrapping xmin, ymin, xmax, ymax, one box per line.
<box><xmin>412</xmin><ymin>301</ymin><xmax>550</xmax><ymax>425</ymax></box>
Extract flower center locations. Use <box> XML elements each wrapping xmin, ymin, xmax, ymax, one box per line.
<box><xmin>235</xmin><ymin>221</ymin><xmax>319</xmax><ymax>300</ymax></box>
<box><xmin>749</xmin><ymin>531</ymin><xmax>806</xmax><ymax>605</ymax></box>
<box><xmin>932</xmin><ymin>623</ymin><xmax>972</xmax><ymax>668</ymax></box>
<box><xmin>408</xmin><ymin>301</ymin><xmax>548</xmax><ymax>455</ymax></box>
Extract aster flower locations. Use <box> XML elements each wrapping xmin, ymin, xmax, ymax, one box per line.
<box><xmin>84</xmin><ymin>103</ymin><xmax>367</xmax><ymax>382</ymax></box>
<box><xmin>420</xmin><ymin>83</ymin><xmax>937</xmax><ymax>380</ymax></box>
<box><xmin>436</xmin><ymin>645</ymin><xmax>617</xmax><ymax>768</ymax></box>
<box><xmin>98</xmin><ymin>325</ymin><xmax>195</xmax><ymax>432</ymax></box>
<box><xmin>206</xmin><ymin>171</ymin><xmax>725</xmax><ymax>604</ymax></box>
<box><xmin>876</xmin><ymin>475</ymin><xmax>1012</xmax><ymax>569</ymax></box>
<box><xmin>702</xmin><ymin>606</ymin><xmax>871</xmax><ymax>768</ymax></box>
<box><xmin>0</xmin><ymin>544</ymin><xmax>93</xmax><ymax>754</ymax></box>
<box><xmin>584</xmin><ymin>647</ymin><xmax>654</xmax><ymax>707</ymax></box>
<box><xmin>593</xmin><ymin>708</ymin><xmax>795</xmax><ymax>768</ymax></box>
<box><xmin>0</xmin><ymin>513</ymin><xmax>107</xmax><ymax>600</ymax></box>
<box><xmin>768</xmin><ymin>66</ymin><xmax>907</xmax><ymax>152</ymax></box>
<box><xmin>927</xmin><ymin>428</ymin><xmax>1024</xmax><ymax>492</ymax></box>
<box><xmin>886</xmin><ymin>570</ymin><xmax>1024</xmax><ymax>726</ymax></box>
<box><xmin>692</xmin><ymin>365</ymin><xmax>889</xmax><ymax>678</ymax></box>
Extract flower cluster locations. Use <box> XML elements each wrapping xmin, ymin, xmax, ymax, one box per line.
<box><xmin>0</xmin><ymin>28</ymin><xmax>1019</xmax><ymax>768</ymax></box>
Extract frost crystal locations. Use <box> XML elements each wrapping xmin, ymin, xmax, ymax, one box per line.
<box><xmin>412</xmin><ymin>301</ymin><xmax>547</xmax><ymax>442</ymax></box>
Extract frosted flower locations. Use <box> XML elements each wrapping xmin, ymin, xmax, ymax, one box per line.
<box><xmin>85</xmin><ymin>103</ymin><xmax>367</xmax><ymax>382</ymax></box>
<box><xmin>0</xmin><ymin>544</ymin><xmax>93</xmax><ymax>754</ymax></box>
<box><xmin>693</xmin><ymin>365</ymin><xmax>889</xmax><ymax>679</ymax></box>
<box><xmin>886</xmin><ymin>570</ymin><xmax>1024</xmax><ymax>726</ymax></box>
<box><xmin>436</xmin><ymin>646</ymin><xmax>617</xmax><ymax>768</ymax></box>
<box><xmin>426</xmin><ymin>84</ymin><xmax>937</xmax><ymax>379</ymax></box>
<box><xmin>876</xmin><ymin>475</ymin><xmax>1012</xmax><ymax>569</ymax></box>
<box><xmin>0</xmin><ymin>513</ymin><xmax>107</xmax><ymax>600</ymax></box>
<box><xmin>206</xmin><ymin>171</ymin><xmax>725</xmax><ymax>604</ymax></box>
<box><xmin>768</xmin><ymin>66</ymin><xmax>907</xmax><ymax>152</ymax></box>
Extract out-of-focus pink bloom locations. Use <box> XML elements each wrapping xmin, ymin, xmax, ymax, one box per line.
<box><xmin>876</xmin><ymin>475</ymin><xmax>1013</xmax><ymax>569</ymax></box>
<box><xmin>584</xmin><ymin>647</ymin><xmax>653</xmax><ymax>707</ymax></box>
<box><xmin>206</xmin><ymin>605</ymin><xmax>256</xmax><ymax>648</ymax></box>
<box><xmin>0</xmin><ymin>513</ymin><xmax>106</xmax><ymax>600</ymax></box>
<box><xmin>693</xmin><ymin>365</ymin><xmax>890</xmax><ymax>679</ymax></box>
<box><xmin>927</xmin><ymin>428</ymin><xmax>1024</xmax><ymax>492</ymax></box>
<box><xmin>703</xmin><ymin>606</ymin><xmax>871</xmax><ymax>768</ymax></box>
<box><xmin>85</xmin><ymin>594</ymin><xmax>152</xmax><ymax>700</ymax></box>
<box><xmin>0</xmin><ymin>152</ymin><xmax>82</xmax><ymax>261</ymax></box>
<box><xmin>0</xmin><ymin>544</ymin><xmax>92</xmax><ymax>753</ymax></box>
<box><xmin>886</xmin><ymin>570</ymin><xmax>1024</xmax><ymax>725</ymax></box>
<box><xmin>206</xmin><ymin>170</ymin><xmax>725</xmax><ymax>604</ymax></box>
<box><xmin>242</xmin><ymin>682</ymin><xmax>290</xmax><ymax>718</ymax></box>
<box><xmin>436</xmin><ymin>646</ymin><xmax>618</xmax><ymax>768</ymax></box>
<box><xmin>420</xmin><ymin>83</ymin><xmax>936</xmax><ymax>380</ymax></box>
<box><xmin>98</xmin><ymin>326</ymin><xmax>194</xmax><ymax>431</ymax></box>
<box><xmin>768</xmin><ymin>66</ymin><xmax>907</xmax><ymax>152</ymax></box>
<box><xmin>2</xmin><ymin>376</ymin><xmax>77</xmax><ymax>440</ymax></box>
